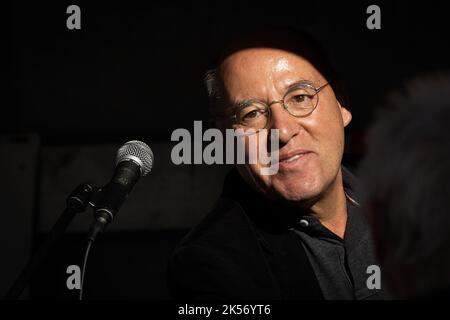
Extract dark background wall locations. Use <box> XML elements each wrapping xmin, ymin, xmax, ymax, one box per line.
<box><xmin>3</xmin><ymin>0</ymin><xmax>450</xmax><ymax>299</ymax></box>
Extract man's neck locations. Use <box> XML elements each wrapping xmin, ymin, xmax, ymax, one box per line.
<box><xmin>310</xmin><ymin>168</ymin><xmax>348</xmax><ymax>239</ymax></box>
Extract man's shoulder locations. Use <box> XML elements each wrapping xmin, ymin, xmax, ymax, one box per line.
<box><xmin>167</xmin><ymin>196</ymin><xmax>279</xmax><ymax>299</ymax></box>
<box><xmin>176</xmin><ymin>196</ymin><xmax>259</xmax><ymax>252</ymax></box>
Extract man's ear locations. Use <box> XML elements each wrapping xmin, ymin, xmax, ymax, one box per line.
<box><xmin>338</xmin><ymin>102</ymin><xmax>352</xmax><ymax>127</ymax></box>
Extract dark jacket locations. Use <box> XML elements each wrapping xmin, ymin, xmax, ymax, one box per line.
<box><xmin>167</xmin><ymin>168</ymin><xmax>362</xmax><ymax>300</ymax></box>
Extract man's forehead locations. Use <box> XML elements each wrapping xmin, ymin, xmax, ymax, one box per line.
<box><xmin>219</xmin><ymin>48</ymin><xmax>322</xmax><ymax>87</ymax></box>
<box><xmin>221</xmin><ymin>47</ymin><xmax>310</xmax><ymax>67</ymax></box>
<box><xmin>272</xmin><ymin>57</ymin><xmax>291</xmax><ymax>72</ymax></box>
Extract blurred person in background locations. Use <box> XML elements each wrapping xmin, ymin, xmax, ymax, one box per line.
<box><xmin>359</xmin><ymin>74</ymin><xmax>450</xmax><ymax>299</ymax></box>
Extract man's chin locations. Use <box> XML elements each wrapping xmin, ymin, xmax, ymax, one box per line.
<box><xmin>269</xmin><ymin>179</ymin><xmax>322</xmax><ymax>204</ymax></box>
<box><xmin>243</xmin><ymin>165</ymin><xmax>323</xmax><ymax>203</ymax></box>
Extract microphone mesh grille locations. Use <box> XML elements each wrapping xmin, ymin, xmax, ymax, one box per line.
<box><xmin>116</xmin><ymin>140</ymin><xmax>154</xmax><ymax>176</ymax></box>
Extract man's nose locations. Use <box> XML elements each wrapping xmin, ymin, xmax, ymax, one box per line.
<box><xmin>268</xmin><ymin>102</ymin><xmax>300</xmax><ymax>145</ymax></box>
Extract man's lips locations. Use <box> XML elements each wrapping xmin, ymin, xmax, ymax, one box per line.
<box><xmin>277</xmin><ymin>149</ymin><xmax>313</xmax><ymax>163</ymax></box>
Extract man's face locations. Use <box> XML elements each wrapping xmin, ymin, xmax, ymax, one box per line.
<box><xmin>219</xmin><ymin>48</ymin><xmax>352</xmax><ymax>202</ymax></box>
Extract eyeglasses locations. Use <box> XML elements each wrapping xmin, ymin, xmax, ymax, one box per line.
<box><xmin>225</xmin><ymin>81</ymin><xmax>330</xmax><ymax>130</ymax></box>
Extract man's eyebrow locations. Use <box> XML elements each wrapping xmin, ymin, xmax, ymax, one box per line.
<box><xmin>284</xmin><ymin>79</ymin><xmax>316</xmax><ymax>91</ymax></box>
<box><xmin>230</xmin><ymin>98</ymin><xmax>255</xmax><ymax>111</ymax></box>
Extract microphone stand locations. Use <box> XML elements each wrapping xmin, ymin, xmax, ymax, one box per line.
<box><xmin>4</xmin><ymin>183</ymin><xmax>94</xmax><ymax>300</ymax></box>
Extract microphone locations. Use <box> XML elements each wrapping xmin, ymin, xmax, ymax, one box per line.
<box><xmin>87</xmin><ymin>140</ymin><xmax>154</xmax><ymax>241</ymax></box>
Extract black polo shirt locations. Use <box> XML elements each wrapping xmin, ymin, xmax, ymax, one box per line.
<box><xmin>293</xmin><ymin>196</ymin><xmax>386</xmax><ymax>299</ymax></box>
<box><xmin>223</xmin><ymin>167</ymin><xmax>389</xmax><ymax>300</ymax></box>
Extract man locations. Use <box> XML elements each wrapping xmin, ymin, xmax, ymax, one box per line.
<box><xmin>359</xmin><ymin>75</ymin><xmax>450</xmax><ymax>299</ymax></box>
<box><xmin>168</xmin><ymin>27</ymin><xmax>387</xmax><ymax>300</ymax></box>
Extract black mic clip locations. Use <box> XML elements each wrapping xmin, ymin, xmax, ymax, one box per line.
<box><xmin>86</xmin><ymin>187</ymin><xmax>113</xmax><ymax>242</ymax></box>
<box><xmin>86</xmin><ymin>182</ymin><xmax>131</xmax><ymax>242</ymax></box>
<box><xmin>67</xmin><ymin>182</ymin><xmax>94</xmax><ymax>212</ymax></box>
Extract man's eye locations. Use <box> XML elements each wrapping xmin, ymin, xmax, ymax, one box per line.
<box><xmin>292</xmin><ymin>94</ymin><xmax>308</xmax><ymax>103</ymax></box>
<box><xmin>243</xmin><ymin>110</ymin><xmax>262</xmax><ymax>119</ymax></box>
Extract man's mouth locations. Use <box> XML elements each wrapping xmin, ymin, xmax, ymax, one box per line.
<box><xmin>278</xmin><ymin>149</ymin><xmax>312</xmax><ymax>162</ymax></box>
<box><xmin>276</xmin><ymin>149</ymin><xmax>313</xmax><ymax>169</ymax></box>
<box><xmin>282</xmin><ymin>153</ymin><xmax>304</xmax><ymax>163</ymax></box>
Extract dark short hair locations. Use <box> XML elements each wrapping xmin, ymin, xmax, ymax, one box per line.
<box><xmin>205</xmin><ymin>25</ymin><xmax>348</xmax><ymax>118</ymax></box>
<box><xmin>358</xmin><ymin>74</ymin><xmax>450</xmax><ymax>298</ymax></box>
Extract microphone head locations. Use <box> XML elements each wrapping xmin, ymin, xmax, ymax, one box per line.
<box><xmin>116</xmin><ymin>140</ymin><xmax>154</xmax><ymax>176</ymax></box>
